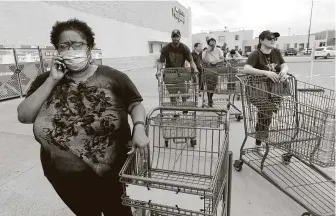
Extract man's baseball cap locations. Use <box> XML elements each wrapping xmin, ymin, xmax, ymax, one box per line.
<box><xmin>171</xmin><ymin>29</ymin><xmax>181</xmax><ymax>37</ymax></box>
<box><xmin>259</xmin><ymin>30</ymin><xmax>280</xmax><ymax>39</ymax></box>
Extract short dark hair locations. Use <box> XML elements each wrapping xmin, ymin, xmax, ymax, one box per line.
<box><xmin>207</xmin><ymin>38</ymin><xmax>216</xmax><ymax>45</ymax></box>
<box><xmin>194</xmin><ymin>43</ymin><xmax>201</xmax><ymax>48</ymax></box>
<box><xmin>50</xmin><ymin>18</ymin><xmax>95</xmax><ymax>49</ymax></box>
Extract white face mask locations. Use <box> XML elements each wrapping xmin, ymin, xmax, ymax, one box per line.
<box><xmin>61</xmin><ymin>50</ymin><xmax>89</xmax><ymax>71</ymax></box>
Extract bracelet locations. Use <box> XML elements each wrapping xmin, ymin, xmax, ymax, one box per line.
<box><xmin>133</xmin><ymin>121</ymin><xmax>145</xmax><ymax>127</ymax></box>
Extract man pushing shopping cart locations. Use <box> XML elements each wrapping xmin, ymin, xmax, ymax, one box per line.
<box><xmin>156</xmin><ymin>29</ymin><xmax>199</xmax><ymax>113</ymax></box>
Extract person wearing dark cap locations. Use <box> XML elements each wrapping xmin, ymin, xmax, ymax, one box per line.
<box><xmin>243</xmin><ymin>30</ymin><xmax>289</xmax><ymax>154</ymax></box>
<box><xmin>202</xmin><ymin>37</ymin><xmax>224</xmax><ymax>107</ymax></box>
<box><xmin>157</xmin><ymin>29</ymin><xmax>198</xmax><ymax>72</ymax></box>
<box><xmin>156</xmin><ymin>29</ymin><xmax>199</xmax><ymax>111</ymax></box>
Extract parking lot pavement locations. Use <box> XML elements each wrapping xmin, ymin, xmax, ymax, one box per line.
<box><xmin>0</xmin><ymin>66</ymin><xmax>333</xmax><ymax>216</ymax></box>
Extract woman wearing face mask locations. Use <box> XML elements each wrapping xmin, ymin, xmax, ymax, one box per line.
<box><xmin>17</xmin><ymin>19</ymin><xmax>148</xmax><ymax>216</ymax></box>
<box><xmin>243</xmin><ymin>30</ymin><xmax>289</xmax><ymax>154</ymax></box>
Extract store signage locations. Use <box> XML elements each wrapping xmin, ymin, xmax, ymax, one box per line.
<box><xmin>91</xmin><ymin>50</ymin><xmax>102</xmax><ymax>59</ymax></box>
<box><xmin>16</xmin><ymin>49</ymin><xmax>40</xmax><ymax>63</ymax></box>
<box><xmin>44</xmin><ymin>50</ymin><xmax>58</xmax><ymax>57</ymax></box>
<box><xmin>172</xmin><ymin>7</ymin><xmax>185</xmax><ymax>24</ymax></box>
<box><xmin>0</xmin><ymin>49</ymin><xmax>15</xmax><ymax>64</ymax></box>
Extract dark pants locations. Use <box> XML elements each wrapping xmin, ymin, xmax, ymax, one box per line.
<box><xmin>251</xmin><ymin>97</ymin><xmax>281</xmax><ymax>145</ymax></box>
<box><xmin>197</xmin><ymin>67</ymin><xmax>204</xmax><ymax>91</ymax></box>
<box><xmin>205</xmin><ymin>72</ymin><xmax>217</xmax><ymax>106</ymax></box>
<box><xmin>41</xmin><ymin>150</ymin><xmax>132</xmax><ymax>216</ymax></box>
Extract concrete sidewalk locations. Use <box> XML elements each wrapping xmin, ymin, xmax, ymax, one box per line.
<box><xmin>0</xmin><ymin>67</ymin><xmax>333</xmax><ymax>216</ymax></box>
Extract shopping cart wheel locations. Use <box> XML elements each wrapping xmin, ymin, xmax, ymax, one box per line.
<box><xmin>190</xmin><ymin>139</ymin><xmax>197</xmax><ymax>147</ymax></box>
<box><xmin>301</xmin><ymin>213</ymin><xmax>314</xmax><ymax>216</ymax></box>
<box><xmin>281</xmin><ymin>153</ymin><xmax>292</xmax><ymax>165</ymax></box>
<box><xmin>165</xmin><ymin>140</ymin><xmax>169</xmax><ymax>147</ymax></box>
<box><xmin>235</xmin><ymin>115</ymin><xmax>242</xmax><ymax>121</ymax></box>
<box><xmin>233</xmin><ymin>160</ymin><xmax>243</xmax><ymax>172</ymax></box>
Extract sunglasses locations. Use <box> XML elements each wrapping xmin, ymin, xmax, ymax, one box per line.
<box><xmin>266</xmin><ymin>36</ymin><xmax>278</xmax><ymax>41</ymax></box>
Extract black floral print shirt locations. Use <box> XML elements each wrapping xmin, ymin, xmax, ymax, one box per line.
<box><xmin>26</xmin><ymin>65</ymin><xmax>143</xmax><ymax>177</ymax></box>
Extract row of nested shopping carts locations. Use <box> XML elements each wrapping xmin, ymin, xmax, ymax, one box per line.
<box><xmin>118</xmin><ymin>59</ymin><xmax>335</xmax><ymax>216</ymax></box>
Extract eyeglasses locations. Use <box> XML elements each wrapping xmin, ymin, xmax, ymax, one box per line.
<box><xmin>266</xmin><ymin>37</ymin><xmax>277</xmax><ymax>41</ymax></box>
<box><xmin>57</xmin><ymin>42</ymin><xmax>88</xmax><ymax>51</ymax></box>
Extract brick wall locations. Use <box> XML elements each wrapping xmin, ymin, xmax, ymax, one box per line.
<box><xmin>0</xmin><ymin>1</ymin><xmax>191</xmax><ymax>70</ymax></box>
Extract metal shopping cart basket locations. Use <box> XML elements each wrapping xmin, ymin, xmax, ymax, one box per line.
<box><xmin>120</xmin><ymin>107</ymin><xmax>232</xmax><ymax>216</ymax></box>
<box><xmin>226</xmin><ymin>58</ymin><xmax>246</xmax><ymax>71</ymax></box>
<box><xmin>233</xmin><ymin>74</ymin><xmax>335</xmax><ymax>216</ymax></box>
<box><xmin>226</xmin><ymin>58</ymin><xmax>247</xmax><ymax>100</ymax></box>
<box><xmin>158</xmin><ymin>68</ymin><xmax>198</xmax><ymax>108</ymax></box>
<box><xmin>202</xmin><ymin>62</ymin><xmax>243</xmax><ymax>121</ymax></box>
<box><xmin>155</xmin><ymin>111</ymin><xmax>198</xmax><ymax>148</ymax></box>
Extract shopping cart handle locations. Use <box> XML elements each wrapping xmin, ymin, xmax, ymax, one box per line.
<box><xmin>297</xmin><ymin>88</ymin><xmax>324</xmax><ymax>92</ymax></box>
<box><xmin>146</xmin><ymin>106</ymin><xmax>229</xmax><ymax>121</ymax></box>
<box><xmin>235</xmin><ymin>73</ymin><xmax>295</xmax><ymax>82</ymax></box>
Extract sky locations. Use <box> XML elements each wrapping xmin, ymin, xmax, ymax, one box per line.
<box><xmin>177</xmin><ymin>0</ymin><xmax>335</xmax><ymax>37</ymax></box>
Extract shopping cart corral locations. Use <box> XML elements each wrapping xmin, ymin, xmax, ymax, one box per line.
<box><xmin>202</xmin><ymin>62</ymin><xmax>243</xmax><ymax>121</ymax></box>
<box><xmin>233</xmin><ymin>74</ymin><xmax>335</xmax><ymax>216</ymax></box>
<box><xmin>120</xmin><ymin>107</ymin><xmax>232</xmax><ymax>216</ymax></box>
<box><xmin>158</xmin><ymin>67</ymin><xmax>198</xmax><ymax>108</ymax></box>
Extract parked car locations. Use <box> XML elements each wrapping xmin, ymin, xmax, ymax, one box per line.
<box><xmin>284</xmin><ymin>48</ymin><xmax>297</xmax><ymax>56</ymax></box>
<box><xmin>314</xmin><ymin>46</ymin><xmax>335</xmax><ymax>59</ymax></box>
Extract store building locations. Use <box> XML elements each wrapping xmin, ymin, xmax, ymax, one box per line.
<box><xmin>243</xmin><ymin>34</ymin><xmax>316</xmax><ymax>53</ymax></box>
<box><xmin>0</xmin><ymin>1</ymin><xmax>192</xmax><ymax>70</ymax></box>
<box><xmin>193</xmin><ymin>29</ymin><xmax>334</xmax><ymax>56</ymax></box>
<box><xmin>314</xmin><ymin>30</ymin><xmax>335</xmax><ymax>47</ymax></box>
<box><xmin>192</xmin><ymin>29</ymin><xmax>254</xmax><ymax>51</ymax></box>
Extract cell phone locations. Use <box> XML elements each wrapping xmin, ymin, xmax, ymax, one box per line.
<box><xmin>56</xmin><ymin>62</ymin><xmax>65</xmax><ymax>72</ymax></box>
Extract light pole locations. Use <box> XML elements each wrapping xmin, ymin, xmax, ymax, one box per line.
<box><xmin>307</xmin><ymin>0</ymin><xmax>314</xmax><ymax>54</ymax></box>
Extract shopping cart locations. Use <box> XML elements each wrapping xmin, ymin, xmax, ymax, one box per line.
<box><xmin>233</xmin><ymin>74</ymin><xmax>335</xmax><ymax>216</ymax></box>
<box><xmin>120</xmin><ymin>107</ymin><xmax>232</xmax><ymax>216</ymax></box>
<box><xmin>226</xmin><ymin>58</ymin><xmax>247</xmax><ymax>100</ymax></box>
<box><xmin>202</xmin><ymin>61</ymin><xmax>243</xmax><ymax>121</ymax></box>
<box><xmin>158</xmin><ymin>67</ymin><xmax>198</xmax><ymax>108</ymax></box>
<box><xmin>157</xmin><ymin>67</ymin><xmax>199</xmax><ymax>147</ymax></box>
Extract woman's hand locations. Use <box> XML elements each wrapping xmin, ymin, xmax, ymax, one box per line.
<box><xmin>263</xmin><ymin>71</ymin><xmax>280</xmax><ymax>83</ymax></box>
<box><xmin>49</xmin><ymin>55</ymin><xmax>69</xmax><ymax>82</ymax></box>
<box><xmin>127</xmin><ymin>125</ymin><xmax>150</xmax><ymax>162</ymax></box>
<box><xmin>278</xmin><ymin>70</ymin><xmax>289</xmax><ymax>82</ymax></box>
